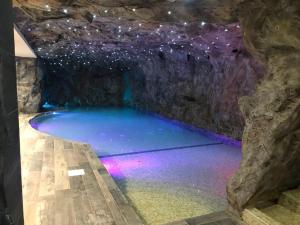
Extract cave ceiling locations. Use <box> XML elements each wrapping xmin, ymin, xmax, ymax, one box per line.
<box><xmin>13</xmin><ymin>0</ymin><xmax>242</xmax><ymax>69</ymax></box>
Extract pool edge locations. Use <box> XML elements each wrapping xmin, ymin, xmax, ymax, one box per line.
<box><xmin>24</xmin><ymin>112</ymin><xmax>145</xmax><ymax>225</ymax></box>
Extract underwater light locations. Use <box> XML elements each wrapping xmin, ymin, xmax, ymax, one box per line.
<box><xmin>42</xmin><ymin>102</ymin><xmax>56</xmax><ymax>110</ymax></box>
<box><xmin>51</xmin><ymin>112</ymin><xmax>61</xmax><ymax>115</ymax></box>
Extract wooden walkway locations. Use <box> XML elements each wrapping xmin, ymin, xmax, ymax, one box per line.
<box><xmin>19</xmin><ymin>114</ymin><xmax>144</xmax><ymax>225</ymax></box>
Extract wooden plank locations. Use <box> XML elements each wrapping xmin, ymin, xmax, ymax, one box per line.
<box><xmin>82</xmin><ymin>145</ymin><xmax>102</xmax><ymax>170</ymax></box>
<box><xmin>54</xmin><ymin>140</ymin><xmax>70</xmax><ymax>191</ymax></box>
<box><xmin>72</xmin><ymin>143</ymin><xmax>89</xmax><ymax>164</ymax></box>
<box><xmin>63</xmin><ymin>141</ymin><xmax>73</xmax><ymax>150</ymax></box>
<box><xmin>92</xmin><ymin>169</ymin><xmax>130</xmax><ymax>225</ymax></box>
<box><xmin>69</xmin><ymin>175</ymin><xmax>92</xmax><ymax>225</ymax></box>
<box><xmin>39</xmin><ymin>139</ymin><xmax>55</xmax><ymax>198</ymax></box>
<box><xmin>23</xmin><ymin>200</ymin><xmax>37</xmax><ymax>225</ymax></box>
<box><xmin>63</xmin><ymin>147</ymin><xmax>79</xmax><ymax>168</ymax></box>
<box><xmin>35</xmin><ymin>199</ymin><xmax>55</xmax><ymax>225</ymax></box>
<box><xmin>55</xmin><ymin>190</ymin><xmax>76</xmax><ymax>225</ymax></box>
<box><xmin>81</xmin><ymin>163</ymin><xmax>115</xmax><ymax>225</ymax></box>
<box><xmin>19</xmin><ymin>114</ymin><xmax>144</xmax><ymax>225</ymax></box>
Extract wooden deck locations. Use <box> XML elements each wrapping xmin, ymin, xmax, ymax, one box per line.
<box><xmin>19</xmin><ymin>114</ymin><xmax>144</xmax><ymax>225</ymax></box>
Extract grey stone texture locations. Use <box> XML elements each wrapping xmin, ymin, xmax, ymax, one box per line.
<box><xmin>227</xmin><ymin>0</ymin><xmax>300</xmax><ymax>214</ymax></box>
<box><xmin>125</xmin><ymin>32</ymin><xmax>265</xmax><ymax>139</ymax></box>
<box><xmin>16</xmin><ymin>57</ymin><xmax>42</xmax><ymax>113</ymax></box>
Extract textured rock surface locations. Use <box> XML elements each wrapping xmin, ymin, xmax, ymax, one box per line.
<box><xmin>13</xmin><ymin>0</ymin><xmax>265</xmax><ymax>138</ymax></box>
<box><xmin>227</xmin><ymin>0</ymin><xmax>300</xmax><ymax>214</ymax></box>
<box><xmin>41</xmin><ymin>60</ymin><xmax>124</xmax><ymax>107</ymax></box>
<box><xmin>13</xmin><ymin>0</ymin><xmax>239</xmax><ymax>24</ymax></box>
<box><xmin>126</xmin><ymin>24</ymin><xmax>265</xmax><ymax>139</ymax></box>
<box><xmin>16</xmin><ymin>57</ymin><xmax>42</xmax><ymax>113</ymax></box>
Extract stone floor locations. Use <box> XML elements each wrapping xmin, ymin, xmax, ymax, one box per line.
<box><xmin>19</xmin><ymin>114</ymin><xmax>143</xmax><ymax>225</ymax></box>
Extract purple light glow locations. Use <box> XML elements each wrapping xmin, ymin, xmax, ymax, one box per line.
<box><xmin>30</xmin><ymin>107</ymin><xmax>242</xmax><ymax>224</ymax></box>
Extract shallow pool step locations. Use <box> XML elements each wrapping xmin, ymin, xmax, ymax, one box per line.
<box><xmin>242</xmin><ymin>208</ymin><xmax>282</xmax><ymax>225</ymax></box>
<box><xmin>242</xmin><ymin>203</ymin><xmax>300</xmax><ymax>225</ymax></box>
<box><xmin>262</xmin><ymin>204</ymin><xmax>300</xmax><ymax>225</ymax></box>
<box><xmin>279</xmin><ymin>187</ymin><xmax>300</xmax><ymax>214</ymax></box>
<box><xmin>242</xmin><ymin>186</ymin><xmax>300</xmax><ymax>225</ymax></box>
<box><xmin>164</xmin><ymin>211</ymin><xmax>243</xmax><ymax>225</ymax></box>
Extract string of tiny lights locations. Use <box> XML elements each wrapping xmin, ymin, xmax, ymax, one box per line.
<box><xmin>26</xmin><ymin>3</ymin><xmax>241</xmax><ymax>73</ymax></box>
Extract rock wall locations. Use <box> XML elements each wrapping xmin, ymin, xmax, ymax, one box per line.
<box><xmin>41</xmin><ymin>61</ymin><xmax>124</xmax><ymax>107</ymax></box>
<box><xmin>13</xmin><ymin>0</ymin><xmax>266</xmax><ymax>138</ymax></box>
<box><xmin>21</xmin><ymin>23</ymin><xmax>266</xmax><ymax>140</ymax></box>
<box><xmin>227</xmin><ymin>0</ymin><xmax>300</xmax><ymax>214</ymax></box>
<box><xmin>16</xmin><ymin>57</ymin><xmax>42</xmax><ymax>113</ymax></box>
<box><xmin>126</xmin><ymin>28</ymin><xmax>265</xmax><ymax>139</ymax></box>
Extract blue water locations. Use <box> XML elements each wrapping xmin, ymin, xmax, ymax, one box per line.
<box><xmin>31</xmin><ymin>107</ymin><xmax>242</xmax><ymax>225</ymax></box>
<box><xmin>32</xmin><ymin>107</ymin><xmax>223</xmax><ymax>157</ymax></box>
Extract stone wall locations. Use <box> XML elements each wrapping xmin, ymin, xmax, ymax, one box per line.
<box><xmin>227</xmin><ymin>0</ymin><xmax>300</xmax><ymax>214</ymax></box>
<box><xmin>126</xmin><ymin>37</ymin><xmax>265</xmax><ymax>139</ymax></box>
<box><xmin>0</xmin><ymin>0</ymin><xmax>24</xmax><ymax>224</ymax></box>
<box><xmin>40</xmin><ymin>61</ymin><xmax>124</xmax><ymax>107</ymax></box>
<box><xmin>16</xmin><ymin>57</ymin><xmax>42</xmax><ymax>113</ymax></box>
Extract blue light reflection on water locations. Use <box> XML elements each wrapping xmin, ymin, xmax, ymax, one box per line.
<box><xmin>30</xmin><ymin>107</ymin><xmax>242</xmax><ymax>225</ymax></box>
<box><xmin>31</xmin><ymin>107</ymin><xmax>231</xmax><ymax>156</ymax></box>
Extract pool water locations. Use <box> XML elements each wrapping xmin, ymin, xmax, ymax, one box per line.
<box><xmin>31</xmin><ymin>107</ymin><xmax>241</xmax><ymax>225</ymax></box>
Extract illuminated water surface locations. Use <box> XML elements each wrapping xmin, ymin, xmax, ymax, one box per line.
<box><xmin>31</xmin><ymin>107</ymin><xmax>241</xmax><ymax>225</ymax></box>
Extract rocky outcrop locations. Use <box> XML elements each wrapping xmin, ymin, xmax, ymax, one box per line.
<box><xmin>227</xmin><ymin>0</ymin><xmax>300</xmax><ymax>214</ymax></box>
<box><xmin>16</xmin><ymin>57</ymin><xmax>42</xmax><ymax>113</ymax></box>
<box><xmin>126</xmin><ymin>24</ymin><xmax>265</xmax><ymax>139</ymax></box>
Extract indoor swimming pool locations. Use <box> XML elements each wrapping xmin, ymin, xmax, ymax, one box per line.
<box><xmin>30</xmin><ymin>107</ymin><xmax>242</xmax><ymax>225</ymax></box>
